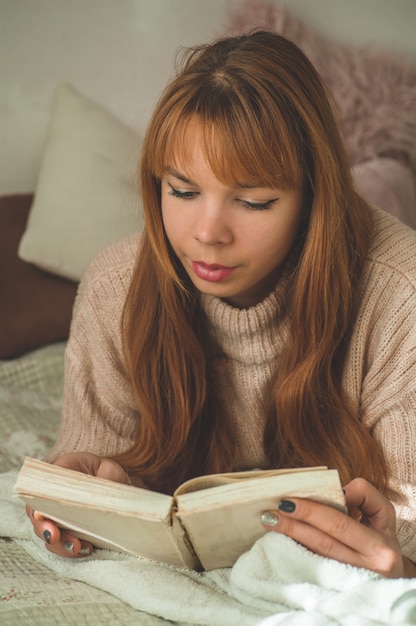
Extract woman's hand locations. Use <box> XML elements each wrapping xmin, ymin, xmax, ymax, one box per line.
<box><xmin>26</xmin><ymin>452</ymin><xmax>131</xmax><ymax>558</ymax></box>
<box><xmin>260</xmin><ymin>477</ymin><xmax>416</xmax><ymax>578</ymax></box>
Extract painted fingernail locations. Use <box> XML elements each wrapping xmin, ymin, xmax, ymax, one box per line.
<box><xmin>64</xmin><ymin>540</ymin><xmax>75</xmax><ymax>553</ymax></box>
<box><xmin>278</xmin><ymin>499</ymin><xmax>296</xmax><ymax>513</ymax></box>
<box><xmin>78</xmin><ymin>544</ymin><xmax>92</xmax><ymax>556</ymax></box>
<box><xmin>43</xmin><ymin>530</ymin><xmax>51</xmax><ymax>543</ymax></box>
<box><xmin>260</xmin><ymin>511</ymin><xmax>279</xmax><ymax>527</ymax></box>
<box><xmin>31</xmin><ymin>509</ymin><xmax>35</xmax><ymax>517</ymax></box>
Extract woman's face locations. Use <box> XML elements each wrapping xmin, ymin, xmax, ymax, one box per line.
<box><xmin>161</xmin><ymin>138</ymin><xmax>303</xmax><ymax>309</ymax></box>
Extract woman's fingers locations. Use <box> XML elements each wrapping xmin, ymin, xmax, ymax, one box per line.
<box><xmin>44</xmin><ymin>531</ymin><xmax>93</xmax><ymax>558</ymax></box>
<box><xmin>27</xmin><ymin>504</ymin><xmax>56</xmax><ymax>542</ymax></box>
<box><xmin>343</xmin><ymin>478</ymin><xmax>396</xmax><ymax>534</ymax></box>
<box><xmin>26</xmin><ymin>504</ymin><xmax>93</xmax><ymax>558</ymax></box>
<box><xmin>53</xmin><ymin>452</ymin><xmax>104</xmax><ymax>475</ymax></box>
<box><xmin>54</xmin><ymin>453</ymin><xmax>131</xmax><ymax>484</ymax></box>
<box><xmin>96</xmin><ymin>458</ymin><xmax>131</xmax><ymax>484</ymax></box>
<box><xmin>261</xmin><ymin>498</ymin><xmax>370</xmax><ymax>569</ymax></box>
<box><xmin>260</xmin><ymin>479</ymin><xmax>403</xmax><ymax>578</ymax></box>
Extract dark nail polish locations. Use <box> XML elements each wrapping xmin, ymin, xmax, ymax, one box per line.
<box><xmin>278</xmin><ymin>499</ymin><xmax>296</xmax><ymax>513</ymax></box>
<box><xmin>43</xmin><ymin>530</ymin><xmax>51</xmax><ymax>543</ymax></box>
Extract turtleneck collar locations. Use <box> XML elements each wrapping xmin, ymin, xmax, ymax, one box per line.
<box><xmin>200</xmin><ymin>276</ymin><xmax>290</xmax><ymax>365</ymax></box>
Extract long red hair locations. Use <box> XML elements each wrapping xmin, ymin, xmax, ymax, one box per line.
<box><xmin>114</xmin><ymin>31</ymin><xmax>386</xmax><ymax>493</ymax></box>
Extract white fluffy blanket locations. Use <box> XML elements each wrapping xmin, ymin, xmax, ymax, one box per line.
<box><xmin>2</xmin><ymin>470</ymin><xmax>416</xmax><ymax>626</ymax></box>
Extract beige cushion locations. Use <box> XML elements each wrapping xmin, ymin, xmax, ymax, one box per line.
<box><xmin>18</xmin><ymin>84</ymin><xmax>143</xmax><ymax>281</ymax></box>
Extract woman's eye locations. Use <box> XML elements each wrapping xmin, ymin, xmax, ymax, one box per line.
<box><xmin>241</xmin><ymin>198</ymin><xmax>278</xmax><ymax>211</ymax></box>
<box><xmin>168</xmin><ymin>184</ymin><xmax>196</xmax><ymax>200</ymax></box>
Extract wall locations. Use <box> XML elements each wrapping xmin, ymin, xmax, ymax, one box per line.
<box><xmin>1</xmin><ymin>0</ymin><xmax>415</xmax><ymax>194</ymax></box>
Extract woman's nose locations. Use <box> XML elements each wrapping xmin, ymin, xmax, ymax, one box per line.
<box><xmin>193</xmin><ymin>204</ymin><xmax>233</xmax><ymax>245</ymax></box>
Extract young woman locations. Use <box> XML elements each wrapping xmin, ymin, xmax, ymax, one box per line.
<box><xmin>29</xmin><ymin>31</ymin><xmax>416</xmax><ymax>577</ymax></box>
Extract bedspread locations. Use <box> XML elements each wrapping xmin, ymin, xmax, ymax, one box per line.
<box><xmin>2</xmin><ymin>344</ymin><xmax>416</xmax><ymax>626</ymax></box>
<box><xmin>0</xmin><ymin>344</ymin><xmax>171</xmax><ymax>625</ymax></box>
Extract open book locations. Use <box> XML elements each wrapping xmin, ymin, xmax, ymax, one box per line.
<box><xmin>14</xmin><ymin>457</ymin><xmax>346</xmax><ymax>570</ymax></box>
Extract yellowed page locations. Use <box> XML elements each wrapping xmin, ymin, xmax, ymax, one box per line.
<box><xmin>175</xmin><ymin>468</ymin><xmax>345</xmax><ymax>570</ymax></box>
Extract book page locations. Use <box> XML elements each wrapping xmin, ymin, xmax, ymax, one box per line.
<box><xmin>175</xmin><ymin>468</ymin><xmax>345</xmax><ymax>570</ymax></box>
<box><xmin>175</xmin><ymin>466</ymin><xmax>327</xmax><ymax>495</ymax></box>
<box><xmin>15</xmin><ymin>458</ymin><xmax>171</xmax><ymax>518</ymax></box>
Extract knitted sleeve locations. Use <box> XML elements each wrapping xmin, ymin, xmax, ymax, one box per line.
<box><xmin>46</xmin><ymin>235</ymin><xmax>140</xmax><ymax>462</ymax></box>
<box><xmin>357</xmin><ymin>225</ymin><xmax>416</xmax><ymax>560</ymax></box>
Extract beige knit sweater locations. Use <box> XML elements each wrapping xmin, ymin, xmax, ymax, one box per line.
<box><xmin>48</xmin><ymin>205</ymin><xmax>416</xmax><ymax>559</ymax></box>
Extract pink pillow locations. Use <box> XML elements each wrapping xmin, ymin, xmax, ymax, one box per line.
<box><xmin>352</xmin><ymin>158</ymin><xmax>416</xmax><ymax>229</ymax></box>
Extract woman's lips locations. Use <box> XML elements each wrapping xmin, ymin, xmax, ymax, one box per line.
<box><xmin>191</xmin><ymin>261</ymin><xmax>236</xmax><ymax>282</ymax></box>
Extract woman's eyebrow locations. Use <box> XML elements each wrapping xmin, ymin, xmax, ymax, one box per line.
<box><xmin>165</xmin><ymin>166</ymin><xmax>193</xmax><ymax>184</ymax></box>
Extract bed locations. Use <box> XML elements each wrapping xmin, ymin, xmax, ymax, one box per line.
<box><xmin>1</xmin><ymin>3</ymin><xmax>416</xmax><ymax>625</ymax></box>
<box><xmin>3</xmin><ymin>345</ymin><xmax>416</xmax><ymax>625</ymax></box>
<box><xmin>0</xmin><ymin>344</ymin><xmax>171</xmax><ymax>625</ymax></box>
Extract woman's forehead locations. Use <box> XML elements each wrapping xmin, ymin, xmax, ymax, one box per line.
<box><xmin>164</xmin><ymin>120</ymin><xmax>241</xmax><ymax>183</ymax></box>
<box><xmin>164</xmin><ymin>119</ymin><xmax>264</xmax><ymax>185</ymax></box>
<box><xmin>158</xmin><ymin>114</ymin><xmax>302</xmax><ymax>191</ymax></box>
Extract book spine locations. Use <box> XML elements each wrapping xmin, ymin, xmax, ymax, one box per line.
<box><xmin>170</xmin><ymin>502</ymin><xmax>202</xmax><ymax>570</ymax></box>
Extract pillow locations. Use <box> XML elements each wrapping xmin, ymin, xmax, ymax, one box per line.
<box><xmin>18</xmin><ymin>84</ymin><xmax>143</xmax><ymax>281</ymax></box>
<box><xmin>352</xmin><ymin>157</ymin><xmax>416</xmax><ymax>229</ymax></box>
<box><xmin>0</xmin><ymin>194</ymin><xmax>78</xmax><ymax>359</ymax></box>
